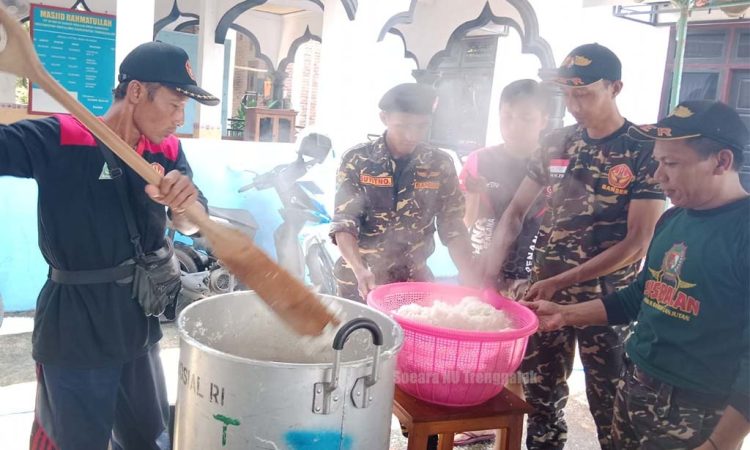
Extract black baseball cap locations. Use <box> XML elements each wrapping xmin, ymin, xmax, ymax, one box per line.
<box><xmin>118</xmin><ymin>41</ymin><xmax>220</xmax><ymax>106</ymax></box>
<box><xmin>378</xmin><ymin>83</ymin><xmax>438</xmax><ymax>115</ymax></box>
<box><xmin>629</xmin><ymin>100</ymin><xmax>749</xmax><ymax>151</ymax></box>
<box><xmin>554</xmin><ymin>43</ymin><xmax>622</xmax><ymax>88</ymax></box>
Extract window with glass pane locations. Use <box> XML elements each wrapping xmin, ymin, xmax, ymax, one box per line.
<box><xmin>685</xmin><ymin>32</ymin><xmax>727</xmax><ymax>61</ymax></box>
<box><xmin>737</xmin><ymin>80</ymin><xmax>750</xmax><ymax>111</ymax></box>
<box><xmin>679</xmin><ymin>72</ymin><xmax>720</xmax><ymax>101</ymax></box>
<box><xmin>259</xmin><ymin>117</ymin><xmax>273</xmax><ymax>142</ymax></box>
<box><xmin>729</xmin><ymin>70</ymin><xmax>750</xmax><ymax>129</ymax></box>
<box><xmin>460</xmin><ymin>36</ymin><xmax>498</xmax><ymax>67</ymax></box>
<box><xmin>736</xmin><ymin>32</ymin><xmax>750</xmax><ymax>60</ymax></box>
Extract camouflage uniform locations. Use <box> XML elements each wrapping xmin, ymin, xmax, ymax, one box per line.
<box><xmin>329</xmin><ymin>135</ymin><xmax>467</xmax><ymax>302</ymax></box>
<box><xmin>522</xmin><ymin>122</ymin><xmax>664</xmax><ymax>450</ymax></box>
<box><xmin>612</xmin><ymin>359</ymin><xmax>727</xmax><ymax>450</ymax></box>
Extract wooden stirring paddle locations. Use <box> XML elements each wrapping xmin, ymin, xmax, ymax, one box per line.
<box><xmin>0</xmin><ymin>7</ymin><xmax>338</xmax><ymax>336</ymax></box>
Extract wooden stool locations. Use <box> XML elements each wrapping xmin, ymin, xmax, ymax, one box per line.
<box><xmin>393</xmin><ymin>386</ymin><xmax>532</xmax><ymax>450</ymax></box>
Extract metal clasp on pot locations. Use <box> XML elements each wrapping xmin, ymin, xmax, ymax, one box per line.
<box><xmin>313</xmin><ymin>318</ymin><xmax>383</xmax><ymax>414</ymax></box>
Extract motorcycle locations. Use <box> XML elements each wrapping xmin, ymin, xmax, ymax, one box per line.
<box><xmin>237</xmin><ymin>132</ymin><xmax>337</xmax><ymax>295</ymax></box>
<box><xmin>164</xmin><ymin>133</ymin><xmax>337</xmax><ymax>319</ymax></box>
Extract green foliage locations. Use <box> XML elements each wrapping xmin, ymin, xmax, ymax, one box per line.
<box><xmin>228</xmin><ymin>105</ymin><xmax>245</xmax><ymax>132</ymax></box>
<box><xmin>15</xmin><ymin>77</ymin><xmax>28</xmax><ymax>105</ymax></box>
<box><xmin>15</xmin><ymin>22</ymin><xmax>30</xmax><ymax>105</ymax></box>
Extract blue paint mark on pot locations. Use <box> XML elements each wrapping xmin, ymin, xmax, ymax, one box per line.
<box><xmin>285</xmin><ymin>430</ymin><xmax>352</xmax><ymax>450</ymax></box>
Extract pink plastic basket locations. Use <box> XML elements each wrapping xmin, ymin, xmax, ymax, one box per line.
<box><xmin>367</xmin><ymin>282</ymin><xmax>538</xmax><ymax>406</ymax></box>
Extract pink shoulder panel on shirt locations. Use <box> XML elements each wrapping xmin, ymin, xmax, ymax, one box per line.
<box><xmin>458</xmin><ymin>147</ymin><xmax>484</xmax><ymax>192</ymax></box>
<box><xmin>55</xmin><ymin>114</ymin><xmax>97</xmax><ymax>147</ymax></box>
<box><xmin>138</xmin><ymin>135</ymin><xmax>179</xmax><ymax>162</ymax></box>
<box><xmin>463</xmin><ymin>150</ymin><xmax>481</xmax><ymax>177</ymax></box>
<box><xmin>54</xmin><ymin>113</ymin><xmax>179</xmax><ymax>161</ymax></box>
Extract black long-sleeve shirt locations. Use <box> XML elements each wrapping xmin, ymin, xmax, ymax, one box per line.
<box><xmin>0</xmin><ymin>114</ymin><xmax>206</xmax><ymax>368</ymax></box>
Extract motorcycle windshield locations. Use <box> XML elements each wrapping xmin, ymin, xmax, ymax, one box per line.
<box><xmin>295</xmin><ymin>182</ymin><xmax>331</xmax><ymax>223</ymax></box>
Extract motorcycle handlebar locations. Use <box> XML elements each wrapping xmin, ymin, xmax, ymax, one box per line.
<box><xmin>237</xmin><ymin>156</ymin><xmax>323</xmax><ymax>194</ymax></box>
<box><xmin>237</xmin><ymin>183</ymin><xmax>255</xmax><ymax>193</ymax></box>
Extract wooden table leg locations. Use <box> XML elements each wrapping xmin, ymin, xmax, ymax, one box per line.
<box><xmin>492</xmin><ymin>429</ymin><xmax>504</xmax><ymax>450</ymax></box>
<box><xmin>406</xmin><ymin>426</ymin><xmax>430</xmax><ymax>450</ymax></box>
<box><xmin>495</xmin><ymin>427</ymin><xmax>507</xmax><ymax>450</ymax></box>
<box><xmin>505</xmin><ymin>415</ymin><xmax>524</xmax><ymax>450</ymax></box>
<box><xmin>438</xmin><ymin>432</ymin><xmax>454</xmax><ymax>450</ymax></box>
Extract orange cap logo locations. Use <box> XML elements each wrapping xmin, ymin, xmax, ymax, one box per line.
<box><xmin>639</xmin><ymin>124</ymin><xmax>673</xmax><ymax>137</ymax></box>
<box><xmin>556</xmin><ymin>77</ymin><xmax>585</xmax><ymax>86</ymax></box>
<box><xmin>669</xmin><ymin>106</ymin><xmax>694</xmax><ymax>119</ymax></box>
<box><xmin>562</xmin><ymin>55</ymin><xmax>593</xmax><ymax>68</ymax></box>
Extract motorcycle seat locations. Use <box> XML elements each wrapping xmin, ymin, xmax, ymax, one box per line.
<box><xmin>208</xmin><ymin>206</ymin><xmax>259</xmax><ymax>231</ymax></box>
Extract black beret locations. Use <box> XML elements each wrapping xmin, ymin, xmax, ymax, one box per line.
<box><xmin>378</xmin><ymin>83</ymin><xmax>437</xmax><ymax>115</ymax></box>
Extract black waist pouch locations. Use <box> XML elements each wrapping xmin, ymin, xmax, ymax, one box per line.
<box><xmin>132</xmin><ymin>240</ymin><xmax>181</xmax><ymax>317</ymax></box>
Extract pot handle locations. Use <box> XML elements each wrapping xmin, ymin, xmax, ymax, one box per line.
<box><xmin>332</xmin><ymin>317</ymin><xmax>383</xmax><ymax>350</ymax></box>
<box><xmin>328</xmin><ymin>318</ymin><xmax>382</xmax><ymax>392</ymax></box>
<box><xmin>312</xmin><ymin>318</ymin><xmax>384</xmax><ymax>414</ymax></box>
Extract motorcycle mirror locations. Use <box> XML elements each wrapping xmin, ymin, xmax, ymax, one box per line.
<box><xmin>298</xmin><ymin>133</ymin><xmax>332</xmax><ymax>163</ymax></box>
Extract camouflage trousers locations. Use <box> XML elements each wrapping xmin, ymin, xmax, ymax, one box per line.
<box><xmin>333</xmin><ymin>257</ymin><xmax>433</xmax><ymax>303</ymax></box>
<box><xmin>521</xmin><ymin>324</ymin><xmax>629</xmax><ymax>450</ymax></box>
<box><xmin>613</xmin><ymin>360</ymin><xmax>728</xmax><ymax>450</ymax></box>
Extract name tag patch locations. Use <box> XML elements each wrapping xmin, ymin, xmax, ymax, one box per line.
<box><xmin>414</xmin><ymin>181</ymin><xmax>440</xmax><ymax>190</ymax></box>
<box><xmin>360</xmin><ymin>174</ymin><xmax>393</xmax><ymax>187</ymax></box>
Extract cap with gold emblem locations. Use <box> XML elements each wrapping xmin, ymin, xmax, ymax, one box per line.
<box><xmin>554</xmin><ymin>43</ymin><xmax>622</xmax><ymax>87</ymax></box>
<box><xmin>118</xmin><ymin>41</ymin><xmax>219</xmax><ymax>106</ymax></box>
<box><xmin>628</xmin><ymin>100</ymin><xmax>749</xmax><ymax>151</ymax></box>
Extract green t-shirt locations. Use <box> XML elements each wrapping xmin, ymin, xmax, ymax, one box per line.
<box><xmin>604</xmin><ymin>197</ymin><xmax>749</xmax><ymax>405</ymax></box>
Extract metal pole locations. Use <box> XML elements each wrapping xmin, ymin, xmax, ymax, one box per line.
<box><xmin>669</xmin><ymin>0</ymin><xmax>691</xmax><ymax>110</ymax></box>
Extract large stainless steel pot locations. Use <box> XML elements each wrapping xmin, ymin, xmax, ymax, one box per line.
<box><xmin>174</xmin><ymin>291</ymin><xmax>403</xmax><ymax>450</ymax></box>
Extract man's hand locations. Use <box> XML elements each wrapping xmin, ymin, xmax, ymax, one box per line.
<box><xmin>353</xmin><ymin>266</ymin><xmax>376</xmax><ymax>300</ymax></box>
<box><xmin>523</xmin><ymin>276</ymin><xmax>566</xmax><ymax>302</ymax></box>
<box><xmin>520</xmin><ymin>300</ymin><xmax>566</xmax><ymax>331</ymax></box>
<box><xmin>145</xmin><ymin>170</ymin><xmax>198</xmax><ymax>212</ymax></box>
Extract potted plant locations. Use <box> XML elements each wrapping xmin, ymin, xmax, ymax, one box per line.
<box><xmin>227</xmin><ymin>105</ymin><xmax>246</xmax><ymax>139</ymax></box>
